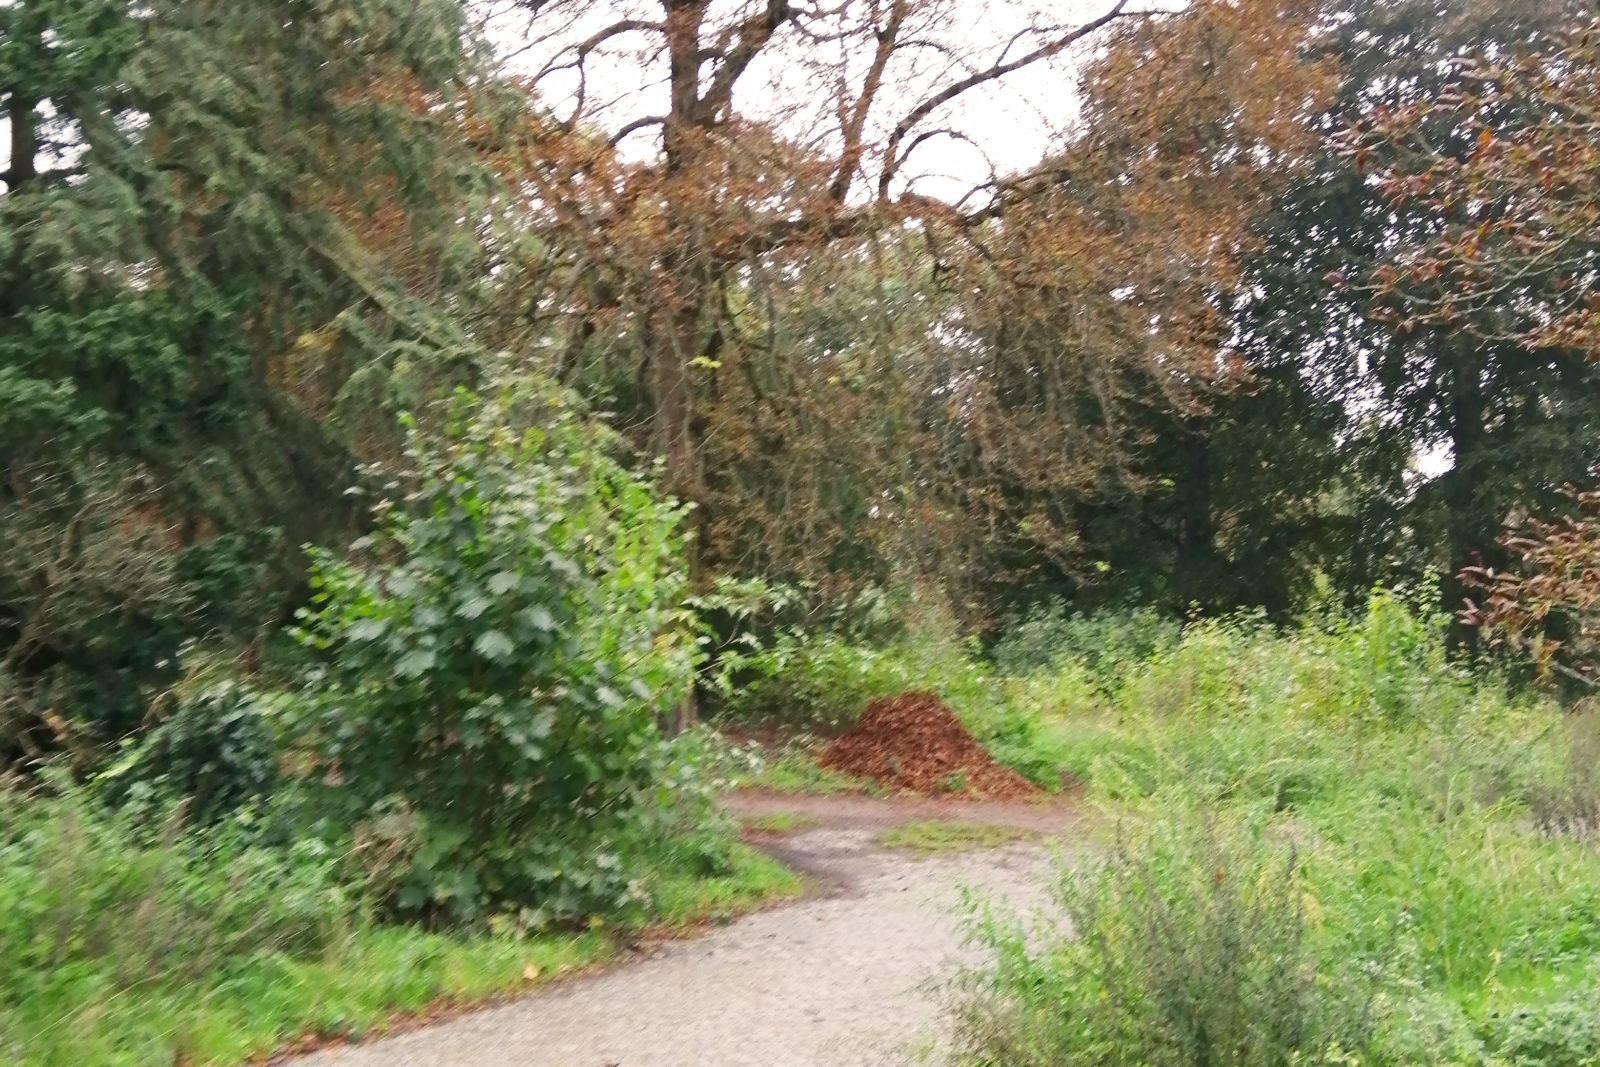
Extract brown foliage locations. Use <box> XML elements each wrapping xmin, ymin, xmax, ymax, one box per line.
<box><xmin>1463</xmin><ymin>480</ymin><xmax>1600</xmax><ymax>687</ymax></box>
<box><xmin>489</xmin><ymin>0</ymin><xmax>1332</xmax><ymax>614</ymax></box>
<box><xmin>1352</xmin><ymin>16</ymin><xmax>1600</xmax><ymax>358</ymax></box>
<box><xmin>1</xmin><ymin>464</ymin><xmax>191</xmax><ymax>764</ymax></box>
<box><xmin>1355</xmin><ymin>18</ymin><xmax>1600</xmax><ymax>679</ymax></box>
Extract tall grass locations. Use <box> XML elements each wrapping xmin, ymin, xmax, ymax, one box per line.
<box><xmin>945</xmin><ymin>593</ymin><xmax>1600</xmax><ymax>1066</ymax></box>
<box><xmin>959</xmin><ymin>811</ymin><xmax>1379</xmax><ymax>1067</ymax></box>
<box><xmin>0</xmin><ymin>786</ymin><xmax>796</xmax><ymax>1065</ymax></box>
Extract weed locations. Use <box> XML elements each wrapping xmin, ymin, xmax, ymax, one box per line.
<box><xmin>878</xmin><ymin>820</ymin><xmax>1039</xmax><ymax>855</ymax></box>
<box><xmin>990</xmin><ymin>605</ymin><xmax>1180</xmax><ymax>688</ymax></box>
<box><xmin>950</xmin><ymin>591</ymin><xmax>1600</xmax><ymax>1066</ymax></box>
<box><xmin>738</xmin><ymin>812</ymin><xmax>822</xmax><ymax>835</ymax></box>
<box><xmin>955</xmin><ymin>814</ymin><xmax>1379</xmax><ymax>1066</ymax></box>
<box><xmin>757</xmin><ymin>749</ymin><xmax>884</xmax><ymax>796</ymax></box>
<box><xmin>0</xmin><ymin>786</ymin><xmax>797</xmax><ymax>1066</ymax></box>
<box><xmin>669</xmin><ymin>727</ymin><xmax>880</xmax><ymax>796</ymax></box>
<box><xmin>1523</xmin><ymin>706</ymin><xmax>1600</xmax><ymax>839</ymax></box>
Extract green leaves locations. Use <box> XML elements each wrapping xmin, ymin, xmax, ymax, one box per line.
<box><xmin>1</xmin><ymin>0</ymin><xmax>512</xmax><ymax>770</ymax></box>
<box><xmin>519</xmin><ymin>606</ymin><xmax>556</xmax><ymax>633</ymax></box>
<box><xmin>395</xmin><ymin>648</ymin><xmax>437</xmax><ymax>679</ymax></box>
<box><xmin>290</xmin><ymin>390</ymin><xmax>695</xmax><ymax>925</ymax></box>
<box><xmin>346</xmin><ymin>618</ymin><xmax>389</xmax><ymax>642</ymax></box>
<box><xmin>472</xmin><ymin>630</ymin><xmax>514</xmax><ymax>661</ymax></box>
<box><xmin>456</xmin><ymin>593</ymin><xmax>491</xmax><ymax>620</ymax></box>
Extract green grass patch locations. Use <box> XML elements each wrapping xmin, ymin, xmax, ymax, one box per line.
<box><xmin>0</xmin><ymin>793</ymin><xmax>798</xmax><ymax>1067</ymax></box>
<box><xmin>737</xmin><ymin>811</ymin><xmax>823</xmax><ymax>835</ymax></box>
<box><xmin>946</xmin><ymin>594</ymin><xmax>1600</xmax><ymax>1066</ymax></box>
<box><xmin>10</xmin><ymin>925</ymin><xmax>618</xmax><ymax>1067</ymax></box>
<box><xmin>648</xmin><ymin>843</ymin><xmax>802</xmax><ymax>927</ymax></box>
<box><xmin>877</xmin><ymin>819</ymin><xmax>1040</xmax><ymax>854</ymax></box>
<box><xmin>673</xmin><ymin>728</ymin><xmax>881</xmax><ymax>796</ymax></box>
<box><xmin>753</xmin><ymin>749</ymin><xmax>882</xmax><ymax>796</ymax></box>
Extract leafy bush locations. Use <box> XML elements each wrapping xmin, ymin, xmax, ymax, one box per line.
<box><xmin>0</xmin><ymin>774</ymin><xmax>793</xmax><ymax>1066</ymax></box>
<box><xmin>289</xmin><ymin>392</ymin><xmax>699</xmax><ymax>926</ymax></box>
<box><xmin>991</xmin><ymin>604</ymin><xmax>1181</xmax><ymax>687</ymax></box>
<box><xmin>960</xmin><ymin>591</ymin><xmax>1600</xmax><ymax>1066</ymax></box>
<box><xmin>1489</xmin><ymin>986</ymin><xmax>1600</xmax><ymax>1067</ymax></box>
<box><xmin>99</xmin><ymin>680</ymin><xmax>279</xmax><ymax>824</ymax></box>
<box><xmin>957</xmin><ymin>814</ymin><xmax>1377</xmax><ymax>1067</ymax></box>
<box><xmin>0</xmin><ymin>785</ymin><xmax>352</xmax><ymax>1063</ymax></box>
<box><xmin>0</xmin><ymin>463</ymin><xmax>192</xmax><ymax>769</ymax></box>
<box><xmin>712</xmin><ymin>626</ymin><xmax>995</xmax><ymax>733</ymax></box>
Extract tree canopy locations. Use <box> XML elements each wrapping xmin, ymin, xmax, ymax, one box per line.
<box><xmin>7</xmin><ymin>0</ymin><xmax>1600</xmax><ymax>759</ymax></box>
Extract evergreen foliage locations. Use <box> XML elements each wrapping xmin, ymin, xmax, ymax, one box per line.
<box><xmin>1</xmin><ymin>0</ymin><xmax>503</xmax><ymax>765</ymax></box>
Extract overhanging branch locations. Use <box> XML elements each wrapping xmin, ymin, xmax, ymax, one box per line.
<box><xmin>877</xmin><ymin>0</ymin><xmax>1137</xmax><ymax>198</ymax></box>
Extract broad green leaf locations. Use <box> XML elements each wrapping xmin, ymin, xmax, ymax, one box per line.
<box><xmin>474</xmin><ymin>630</ymin><xmax>515</xmax><ymax>661</ymax></box>
<box><xmin>395</xmin><ymin>648</ymin><xmax>437</xmax><ymax>678</ymax></box>
<box><xmin>347</xmin><ymin>618</ymin><xmax>389</xmax><ymax>642</ymax></box>
<box><xmin>487</xmin><ymin>570</ymin><xmax>521</xmax><ymax>595</ymax></box>
<box><xmin>520</xmin><ymin>606</ymin><xmax>556</xmax><ymax>632</ymax></box>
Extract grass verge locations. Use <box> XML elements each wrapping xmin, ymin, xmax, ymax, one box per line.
<box><xmin>0</xmin><ymin>795</ymin><xmax>798</xmax><ymax>1067</ymax></box>
<box><xmin>948</xmin><ymin>594</ymin><xmax>1600</xmax><ymax>1066</ymax></box>
<box><xmin>737</xmin><ymin>812</ymin><xmax>823</xmax><ymax>835</ymax></box>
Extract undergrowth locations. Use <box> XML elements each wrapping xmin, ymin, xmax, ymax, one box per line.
<box><xmin>942</xmin><ymin>592</ymin><xmax>1600</xmax><ymax>1066</ymax></box>
<box><xmin>0</xmin><ymin>785</ymin><xmax>797</xmax><ymax>1066</ymax></box>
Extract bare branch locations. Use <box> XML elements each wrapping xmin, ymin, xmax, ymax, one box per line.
<box><xmin>609</xmin><ymin>114</ymin><xmax>667</xmax><ymax>148</ymax></box>
<box><xmin>877</xmin><ymin>0</ymin><xmax>1137</xmax><ymax>197</ymax></box>
<box><xmin>829</xmin><ymin>0</ymin><xmax>909</xmax><ymax>201</ymax></box>
<box><xmin>698</xmin><ymin>1</ymin><xmax>796</xmax><ymax>123</ymax></box>
<box><xmin>532</xmin><ymin>19</ymin><xmax>664</xmax><ymax>128</ymax></box>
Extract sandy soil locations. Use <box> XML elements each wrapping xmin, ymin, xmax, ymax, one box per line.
<box><xmin>289</xmin><ymin>794</ymin><xmax>1079</xmax><ymax>1067</ymax></box>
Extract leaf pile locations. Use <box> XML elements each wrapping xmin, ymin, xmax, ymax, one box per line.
<box><xmin>819</xmin><ymin>692</ymin><xmax>1037</xmax><ymax>799</ymax></box>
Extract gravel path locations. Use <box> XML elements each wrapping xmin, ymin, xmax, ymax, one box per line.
<box><xmin>292</xmin><ymin>796</ymin><xmax>1077</xmax><ymax>1067</ymax></box>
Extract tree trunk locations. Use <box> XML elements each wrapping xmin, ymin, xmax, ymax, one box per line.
<box><xmin>652</xmin><ymin>280</ymin><xmax>707</xmax><ymax>734</ymax></box>
<box><xmin>7</xmin><ymin>93</ymin><xmax>38</xmax><ymax>190</ymax></box>
<box><xmin>1177</xmin><ymin>419</ymin><xmax>1216</xmax><ymax>600</ymax></box>
<box><xmin>1442</xmin><ymin>343</ymin><xmax>1491</xmax><ymax>642</ymax></box>
<box><xmin>655</xmin><ymin>1</ymin><xmax>715</xmax><ymax>735</ymax></box>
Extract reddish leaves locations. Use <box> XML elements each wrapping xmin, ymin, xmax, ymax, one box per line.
<box><xmin>1463</xmin><ymin>479</ymin><xmax>1600</xmax><ymax>687</ymax></box>
<box><xmin>1351</xmin><ymin>16</ymin><xmax>1600</xmax><ymax>357</ymax></box>
<box><xmin>819</xmin><ymin>692</ymin><xmax>1037</xmax><ymax>800</ymax></box>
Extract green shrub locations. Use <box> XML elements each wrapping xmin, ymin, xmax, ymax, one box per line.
<box><xmin>1521</xmin><ymin>707</ymin><xmax>1600</xmax><ymax>839</ymax></box>
<box><xmin>0</xmin><ymin>463</ymin><xmax>192</xmax><ymax>769</ymax></box>
<box><xmin>289</xmin><ymin>392</ymin><xmax>699</xmax><ymax>927</ymax></box>
<box><xmin>99</xmin><ymin>680</ymin><xmax>279</xmax><ymax>824</ymax></box>
<box><xmin>0</xmin><ymin>777</ymin><xmax>793</xmax><ymax>1066</ymax></box>
<box><xmin>967</xmin><ymin>591</ymin><xmax>1600</xmax><ymax>1065</ymax></box>
<box><xmin>0</xmin><ymin>787</ymin><xmax>351</xmax><ymax>1029</ymax></box>
<box><xmin>957</xmin><ymin>814</ymin><xmax>1377</xmax><ymax>1067</ymax></box>
<box><xmin>1489</xmin><ymin>986</ymin><xmax>1600</xmax><ymax>1067</ymax></box>
<box><xmin>991</xmin><ymin>605</ymin><xmax>1181</xmax><ymax>686</ymax></box>
<box><xmin>714</xmin><ymin>629</ymin><xmax>996</xmax><ymax>733</ymax></box>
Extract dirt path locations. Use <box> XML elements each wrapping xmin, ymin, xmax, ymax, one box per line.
<box><xmin>292</xmin><ymin>794</ymin><xmax>1079</xmax><ymax>1067</ymax></box>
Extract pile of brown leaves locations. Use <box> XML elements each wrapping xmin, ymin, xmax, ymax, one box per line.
<box><xmin>818</xmin><ymin>692</ymin><xmax>1038</xmax><ymax>800</ymax></box>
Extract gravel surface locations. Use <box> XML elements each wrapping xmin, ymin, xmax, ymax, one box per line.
<box><xmin>292</xmin><ymin>799</ymin><xmax>1074</xmax><ymax>1067</ymax></box>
